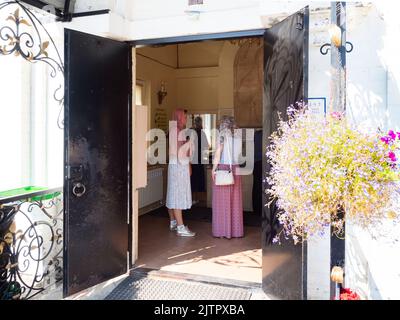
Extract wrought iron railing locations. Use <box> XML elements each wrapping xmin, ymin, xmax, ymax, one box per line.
<box><xmin>0</xmin><ymin>188</ymin><xmax>63</xmax><ymax>300</ymax></box>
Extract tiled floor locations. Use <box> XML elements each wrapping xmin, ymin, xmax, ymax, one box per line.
<box><xmin>135</xmin><ymin>213</ymin><xmax>262</xmax><ymax>284</ymax></box>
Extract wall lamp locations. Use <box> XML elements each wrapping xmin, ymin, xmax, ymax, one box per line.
<box><xmin>320</xmin><ymin>24</ymin><xmax>354</xmax><ymax>55</ymax></box>
<box><xmin>158</xmin><ymin>82</ymin><xmax>168</xmax><ymax>105</ymax></box>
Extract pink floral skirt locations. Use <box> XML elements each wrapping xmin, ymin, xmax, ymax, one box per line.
<box><xmin>212</xmin><ymin>164</ymin><xmax>244</xmax><ymax>239</ymax></box>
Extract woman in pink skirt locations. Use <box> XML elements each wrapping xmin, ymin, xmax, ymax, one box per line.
<box><xmin>211</xmin><ymin>116</ymin><xmax>244</xmax><ymax>239</ymax></box>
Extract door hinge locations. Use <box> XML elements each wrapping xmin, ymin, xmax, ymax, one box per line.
<box><xmin>127</xmin><ymin>208</ymin><xmax>130</xmax><ymax>224</ymax></box>
<box><xmin>127</xmin><ymin>251</ymin><xmax>131</xmax><ymax>272</ymax></box>
<box><xmin>296</xmin><ymin>12</ymin><xmax>304</xmax><ymax>30</ymax></box>
<box><xmin>66</xmin><ymin>165</ymin><xmax>70</xmax><ymax>180</ymax></box>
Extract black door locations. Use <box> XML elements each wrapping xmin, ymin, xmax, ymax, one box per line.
<box><xmin>262</xmin><ymin>7</ymin><xmax>309</xmax><ymax>300</ymax></box>
<box><xmin>63</xmin><ymin>29</ymin><xmax>131</xmax><ymax>297</ymax></box>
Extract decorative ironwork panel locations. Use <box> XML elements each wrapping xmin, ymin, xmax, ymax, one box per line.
<box><xmin>0</xmin><ymin>1</ymin><xmax>64</xmax><ymax>128</ymax></box>
<box><xmin>0</xmin><ymin>191</ymin><xmax>63</xmax><ymax>300</ymax></box>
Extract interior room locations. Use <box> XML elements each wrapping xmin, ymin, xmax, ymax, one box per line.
<box><xmin>134</xmin><ymin>36</ymin><xmax>264</xmax><ymax>284</ymax></box>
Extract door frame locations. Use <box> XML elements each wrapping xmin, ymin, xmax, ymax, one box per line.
<box><xmin>128</xmin><ymin>28</ymin><xmax>268</xmax><ymax>269</ymax></box>
<box><xmin>128</xmin><ymin>16</ymin><xmax>309</xmax><ymax>299</ymax></box>
<box><xmin>129</xmin><ymin>29</ymin><xmax>266</xmax><ymax>46</ymax></box>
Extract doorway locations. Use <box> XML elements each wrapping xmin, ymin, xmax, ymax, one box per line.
<box><xmin>134</xmin><ymin>37</ymin><xmax>263</xmax><ymax>284</ymax></box>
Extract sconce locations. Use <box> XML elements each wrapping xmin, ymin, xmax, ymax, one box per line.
<box><xmin>158</xmin><ymin>82</ymin><xmax>168</xmax><ymax>105</ymax></box>
<box><xmin>320</xmin><ymin>24</ymin><xmax>354</xmax><ymax>55</ymax></box>
<box><xmin>329</xmin><ymin>24</ymin><xmax>342</xmax><ymax>47</ymax></box>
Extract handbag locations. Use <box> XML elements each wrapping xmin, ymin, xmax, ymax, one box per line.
<box><xmin>215</xmin><ymin>135</ymin><xmax>234</xmax><ymax>186</ymax></box>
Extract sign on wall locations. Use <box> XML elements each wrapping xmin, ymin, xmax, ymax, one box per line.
<box><xmin>154</xmin><ymin>108</ymin><xmax>168</xmax><ymax>132</ymax></box>
<box><xmin>308</xmin><ymin>97</ymin><xmax>327</xmax><ymax>116</ymax></box>
<box><xmin>189</xmin><ymin>0</ymin><xmax>203</xmax><ymax>5</ymax></box>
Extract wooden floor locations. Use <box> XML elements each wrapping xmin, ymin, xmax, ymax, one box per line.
<box><xmin>135</xmin><ymin>212</ymin><xmax>262</xmax><ymax>283</ymax></box>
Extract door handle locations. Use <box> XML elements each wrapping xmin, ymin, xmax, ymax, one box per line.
<box><xmin>72</xmin><ymin>182</ymin><xmax>86</xmax><ymax>198</ymax></box>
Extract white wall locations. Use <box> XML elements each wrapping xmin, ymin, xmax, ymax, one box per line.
<box><xmin>129</xmin><ymin>0</ymin><xmax>313</xmax><ymax>40</ymax></box>
<box><xmin>64</xmin><ymin>0</ymin><xmax>320</xmax><ymax>41</ymax></box>
<box><xmin>136</xmin><ymin>46</ymin><xmax>178</xmax><ymax>128</ymax></box>
<box><xmin>345</xmin><ymin>3</ymin><xmax>400</xmax><ymax>300</ymax></box>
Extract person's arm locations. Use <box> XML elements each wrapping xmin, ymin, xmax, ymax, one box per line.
<box><xmin>168</xmin><ymin>130</ymin><xmax>178</xmax><ymax>158</ymax></box>
<box><xmin>188</xmin><ymin>139</ymin><xmax>194</xmax><ymax>160</ymax></box>
<box><xmin>212</xmin><ymin>142</ymin><xmax>223</xmax><ymax>181</ymax></box>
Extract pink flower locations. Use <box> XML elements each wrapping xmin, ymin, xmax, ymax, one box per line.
<box><xmin>339</xmin><ymin>288</ymin><xmax>361</xmax><ymax>300</ymax></box>
<box><xmin>388</xmin><ymin>130</ymin><xmax>397</xmax><ymax>140</ymax></box>
<box><xmin>381</xmin><ymin>137</ymin><xmax>390</xmax><ymax>145</ymax></box>
<box><xmin>388</xmin><ymin>151</ymin><xmax>397</xmax><ymax>162</ymax></box>
<box><xmin>331</xmin><ymin>112</ymin><xmax>343</xmax><ymax>120</ymax></box>
<box><xmin>397</xmin><ymin>132</ymin><xmax>400</xmax><ymax>140</ymax></box>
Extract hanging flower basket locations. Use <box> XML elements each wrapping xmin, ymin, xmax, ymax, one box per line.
<box><xmin>266</xmin><ymin>104</ymin><xmax>400</xmax><ymax>244</ymax></box>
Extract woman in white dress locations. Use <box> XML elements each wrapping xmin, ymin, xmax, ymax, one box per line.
<box><xmin>166</xmin><ymin>108</ymin><xmax>196</xmax><ymax>237</ymax></box>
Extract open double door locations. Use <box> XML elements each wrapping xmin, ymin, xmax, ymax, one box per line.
<box><xmin>63</xmin><ymin>7</ymin><xmax>309</xmax><ymax>299</ymax></box>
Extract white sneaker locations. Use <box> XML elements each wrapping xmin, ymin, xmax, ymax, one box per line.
<box><xmin>170</xmin><ymin>220</ymin><xmax>177</xmax><ymax>231</ymax></box>
<box><xmin>176</xmin><ymin>225</ymin><xmax>196</xmax><ymax>237</ymax></box>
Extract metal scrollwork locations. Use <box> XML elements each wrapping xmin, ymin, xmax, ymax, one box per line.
<box><xmin>0</xmin><ymin>1</ymin><xmax>64</xmax><ymax>128</ymax></box>
<box><xmin>0</xmin><ymin>192</ymin><xmax>63</xmax><ymax>300</ymax></box>
<box><xmin>320</xmin><ymin>43</ymin><xmax>331</xmax><ymax>55</ymax></box>
<box><xmin>320</xmin><ymin>41</ymin><xmax>354</xmax><ymax>56</ymax></box>
<box><xmin>345</xmin><ymin>41</ymin><xmax>353</xmax><ymax>53</ymax></box>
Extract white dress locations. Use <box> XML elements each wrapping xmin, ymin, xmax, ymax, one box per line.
<box><xmin>166</xmin><ymin>157</ymin><xmax>192</xmax><ymax>210</ymax></box>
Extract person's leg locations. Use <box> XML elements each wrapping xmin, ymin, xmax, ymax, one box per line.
<box><xmin>175</xmin><ymin>208</ymin><xmax>196</xmax><ymax>236</ymax></box>
<box><xmin>168</xmin><ymin>209</ymin><xmax>177</xmax><ymax>231</ymax></box>
<box><xmin>168</xmin><ymin>209</ymin><xmax>175</xmax><ymax>221</ymax></box>
<box><xmin>173</xmin><ymin>209</ymin><xmax>184</xmax><ymax>226</ymax></box>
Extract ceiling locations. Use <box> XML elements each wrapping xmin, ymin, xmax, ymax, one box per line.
<box><xmin>137</xmin><ymin>40</ymin><xmax>227</xmax><ymax>69</ymax></box>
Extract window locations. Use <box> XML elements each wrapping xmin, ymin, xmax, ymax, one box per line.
<box><xmin>0</xmin><ymin>55</ymin><xmax>63</xmax><ymax>192</ymax></box>
<box><xmin>0</xmin><ymin>55</ymin><xmax>29</xmax><ymax>191</ymax></box>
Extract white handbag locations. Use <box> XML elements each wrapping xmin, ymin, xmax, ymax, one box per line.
<box><xmin>215</xmin><ymin>136</ymin><xmax>234</xmax><ymax>186</ymax></box>
<box><xmin>215</xmin><ymin>168</ymin><xmax>234</xmax><ymax>186</ymax></box>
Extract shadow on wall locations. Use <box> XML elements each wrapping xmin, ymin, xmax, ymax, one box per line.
<box><xmin>346</xmin><ymin>228</ymin><xmax>382</xmax><ymax>300</ymax></box>
<box><xmin>345</xmin><ymin>4</ymin><xmax>400</xmax><ymax>300</ymax></box>
<box><xmin>347</xmin><ymin>81</ymin><xmax>387</xmax><ymax>131</ymax></box>
<box><xmin>347</xmin><ymin>4</ymin><xmax>400</xmax><ymax>132</ymax></box>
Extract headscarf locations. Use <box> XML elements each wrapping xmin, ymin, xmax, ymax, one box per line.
<box><xmin>219</xmin><ymin>116</ymin><xmax>237</xmax><ymax>144</ymax></box>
